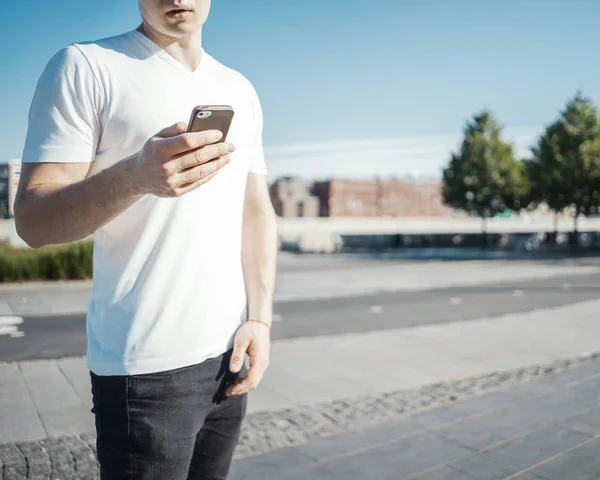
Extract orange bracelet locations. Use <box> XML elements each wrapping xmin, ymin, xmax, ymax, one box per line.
<box><xmin>248</xmin><ymin>319</ymin><xmax>272</xmax><ymax>335</ymax></box>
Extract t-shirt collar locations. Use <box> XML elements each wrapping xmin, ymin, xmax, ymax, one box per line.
<box><xmin>131</xmin><ymin>30</ymin><xmax>208</xmax><ymax>75</ymax></box>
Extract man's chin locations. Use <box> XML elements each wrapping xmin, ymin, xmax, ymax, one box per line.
<box><xmin>161</xmin><ymin>22</ymin><xmax>201</xmax><ymax>38</ymax></box>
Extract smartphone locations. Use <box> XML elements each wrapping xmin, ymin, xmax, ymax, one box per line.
<box><xmin>187</xmin><ymin>105</ymin><xmax>235</xmax><ymax>142</ymax></box>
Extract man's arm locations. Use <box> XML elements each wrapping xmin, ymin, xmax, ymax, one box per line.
<box><xmin>242</xmin><ymin>173</ymin><xmax>278</xmax><ymax>324</ymax></box>
<box><xmin>227</xmin><ymin>173</ymin><xmax>278</xmax><ymax>396</ymax></box>
<box><xmin>15</xmin><ymin>159</ymin><xmax>142</xmax><ymax>248</ymax></box>
<box><xmin>15</xmin><ymin>124</ymin><xmax>233</xmax><ymax>248</ymax></box>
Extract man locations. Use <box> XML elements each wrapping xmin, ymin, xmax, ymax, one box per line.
<box><xmin>14</xmin><ymin>0</ymin><xmax>277</xmax><ymax>478</ymax></box>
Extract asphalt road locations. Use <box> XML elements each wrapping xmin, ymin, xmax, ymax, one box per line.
<box><xmin>1</xmin><ymin>269</ymin><xmax>600</xmax><ymax>362</ymax></box>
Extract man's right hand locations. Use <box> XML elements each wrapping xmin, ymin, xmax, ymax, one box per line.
<box><xmin>130</xmin><ymin>122</ymin><xmax>235</xmax><ymax>198</ymax></box>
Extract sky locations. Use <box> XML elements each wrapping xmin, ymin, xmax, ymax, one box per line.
<box><xmin>1</xmin><ymin>0</ymin><xmax>599</xmax><ymax>180</ymax></box>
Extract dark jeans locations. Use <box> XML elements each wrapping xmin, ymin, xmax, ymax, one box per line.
<box><xmin>90</xmin><ymin>350</ymin><xmax>247</xmax><ymax>480</ymax></box>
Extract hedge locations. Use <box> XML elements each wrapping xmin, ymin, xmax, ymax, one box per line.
<box><xmin>0</xmin><ymin>240</ymin><xmax>93</xmax><ymax>282</ymax></box>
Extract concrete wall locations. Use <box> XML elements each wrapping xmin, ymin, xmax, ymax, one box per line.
<box><xmin>0</xmin><ymin>219</ymin><xmax>27</xmax><ymax>247</ymax></box>
<box><xmin>276</xmin><ymin>216</ymin><xmax>591</xmax><ymax>236</ymax></box>
<box><xmin>3</xmin><ymin>216</ymin><xmax>599</xmax><ymax>253</ymax></box>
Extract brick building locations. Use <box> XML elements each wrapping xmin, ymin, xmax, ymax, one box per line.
<box><xmin>271</xmin><ymin>176</ymin><xmax>451</xmax><ymax>218</ymax></box>
<box><xmin>269</xmin><ymin>177</ymin><xmax>320</xmax><ymax>217</ymax></box>
<box><xmin>313</xmin><ymin>178</ymin><xmax>450</xmax><ymax>217</ymax></box>
<box><xmin>0</xmin><ymin>159</ymin><xmax>21</xmax><ymax>218</ymax></box>
<box><xmin>380</xmin><ymin>178</ymin><xmax>451</xmax><ymax>217</ymax></box>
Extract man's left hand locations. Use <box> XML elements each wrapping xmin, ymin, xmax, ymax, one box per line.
<box><xmin>226</xmin><ymin>320</ymin><xmax>271</xmax><ymax>396</ymax></box>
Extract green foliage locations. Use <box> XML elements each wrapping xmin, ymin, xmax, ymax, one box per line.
<box><xmin>525</xmin><ymin>92</ymin><xmax>600</xmax><ymax>226</ymax></box>
<box><xmin>442</xmin><ymin>110</ymin><xmax>526</xmax><ymax>218</ymax></box>
<box><xmin>0</xmin><ymin>240</ymin><xmax>93</xmax><ymax>282</ymax></box>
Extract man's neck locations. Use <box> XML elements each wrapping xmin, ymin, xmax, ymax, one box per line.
<box><xmin>138</xmin><ymin>23</ymin><xmax>203</xmax><ymax>72</ymax></box>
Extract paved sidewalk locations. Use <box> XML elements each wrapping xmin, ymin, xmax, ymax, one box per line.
<box><xmin>4</xmin><ymin>298</ymin><xmax>600</xmax><ymax>444</ymax></box>
<box><xmin>1</xmin><ymin>355</ymin><xmax>598</xmax><ymax>479</ymax></box>
<box><xmin>230</xmin><ymin>356</ymin><xmax>600</xmax><ymax>479</ymax></box>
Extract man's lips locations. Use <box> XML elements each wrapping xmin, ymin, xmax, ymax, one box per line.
<box><xmin>166</xmin><ymin>7</ymin><xmax>193</xmax><ymax>15</ymax></box>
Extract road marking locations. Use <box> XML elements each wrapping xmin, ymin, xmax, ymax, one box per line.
<box><xmin>513</xmin><ymin>290</ymin><xmax>525</xmax><ymax>297</ymax></box>
<box><xmin>0</xmin><ymin>325</ymin><xmax>18</xmax><ymax>336</ymax></box>
<box><xmin>273</xmin><ymin>314</ymin><xmax>284</xmax><ymax>322</ymax></box>
<box><xmin>0</xmin><ymin>316</ymin><xmax>23</xmax><ymax>326</ymax></box>
<box><xmin>369</xmin><ymin>305</ymin><xmax>383</xmax><ymax>314</ymax></box>
<box><xmin>562</xmin><ymin>283</ymin><xmax>571</xmax><ymax>290</ymax></box>
<box><xmin>449</xmin><ymin>297</ymin><xmax>463</xmax><ymax>306</ymax></box>
<box><xmin>0</xmin><ymin>316</ymin><xmax>24</xmax><ymax>338</ymax></box>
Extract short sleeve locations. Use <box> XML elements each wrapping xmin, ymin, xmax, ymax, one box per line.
<box><xmin>22</xmin><ymin>45</ymin><xmax>102</xmax><ymax>164</ymax></box>
<box><xmin>247</xmin><ymin>84</ymin><xmax>267</xmax><ymax>175</ymax></box>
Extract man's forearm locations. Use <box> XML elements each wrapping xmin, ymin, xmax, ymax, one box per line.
<box><xmin>15</xmin><ymin>156</ymin><xmax>143</xmax><ymax>248</ymax></box>
<box><xmin>242</xmin><ymin>208</ymin><xmax>278</xmax><ymax>324</ymax></box>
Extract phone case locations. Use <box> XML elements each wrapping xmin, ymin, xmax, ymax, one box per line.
<box><xmin>187</xmin><ymin>105</ymin><xmax>235</xmax><ymax>141</ymax></box>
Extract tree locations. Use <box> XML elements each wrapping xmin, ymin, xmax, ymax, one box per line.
<box><xmin>442</xmin><ymin>110</ymin><xmax>526</xmax><ymax>245</ymax></box>
<box><xmin>525</xmin><ymin>92</ymin><xmax>600</xmax><ymax>242</ymax></box>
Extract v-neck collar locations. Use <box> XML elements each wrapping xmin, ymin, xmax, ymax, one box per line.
<box><xmin>131</xmin><ymin>30</ymin><xmax>208</xmax><ymax>76</ymax></box>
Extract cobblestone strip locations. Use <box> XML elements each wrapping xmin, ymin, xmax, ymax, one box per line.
<box><xmin>0</xmin><ymin>435</ymin><xmax>99</xmax><ymax>480</ymax></box>
<box><xmin>0</xmin><ymin>444</ymin><xmax>26</xmax><ymax>480</ymax></box>
<box><xmin>38</xmin><ymin>438</ymin><xmax>75</xmax><ymax>479</ymax></box>
<box><xmin>1</xmin><ymin>352</ymin><xmax>599</xmax><ymax>478</ymax></box>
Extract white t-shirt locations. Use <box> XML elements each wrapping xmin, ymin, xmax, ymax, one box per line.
<box><xmin>22</xmin><ymin>30</ymin><xmax>267</xmax><ymax>375</ymax></box>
